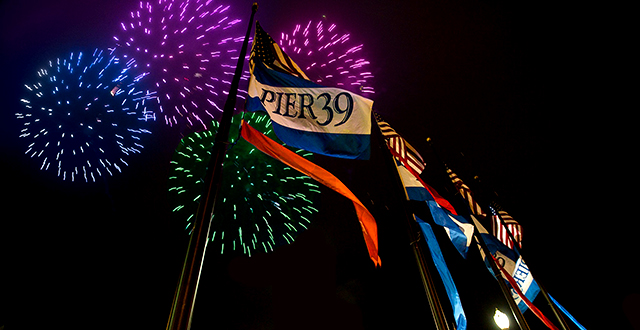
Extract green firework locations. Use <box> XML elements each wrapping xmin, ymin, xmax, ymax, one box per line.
<box><xmin>168</xmin><ymin>111</ymin><xmax>319</xmax><ymax>256</ymax></box>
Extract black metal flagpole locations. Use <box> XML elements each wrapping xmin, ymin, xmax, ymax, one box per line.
<box><xmin>166</xmin><ymin>4</ymin><xmax>258</xmax><ymax>330</ymax></box>
<box><xmin>426</xmin><ymin>137</ymin><xmax>531</xmax><ymax>330</ymax></box>
<box><xmin>490</xmin><ymin>204</ymin><xmax>571</xmax><ymax>330</ymax></box>
<box><xmin>470</xmin><ymin>218</ymin><xmax>531</xmax><ymax>330</ymax></box>
<box><xmin>373</xmin><ymin>118</ymin><xmax>451</xmax><ymax>330</ymax></box>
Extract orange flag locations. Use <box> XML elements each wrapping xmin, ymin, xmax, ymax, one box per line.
<box><xmin>240</xmin><ymin>120</ymin><xmax>381</xmax><ymax>266</ymax></box>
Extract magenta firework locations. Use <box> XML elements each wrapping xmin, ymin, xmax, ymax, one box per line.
<box><xmin>277</xmin><ymin>19</ymin><xmax>375</xmax><ymax>95</ymax></box>
<box><xmin>16</xmin><ymin>48</ymin><xmax>156</xmax><ymax>182</ymax></box>
<box><xmin>113</xmin><ymin>0</ymin><xmax>246</xmax><ymax>131</ymax></box>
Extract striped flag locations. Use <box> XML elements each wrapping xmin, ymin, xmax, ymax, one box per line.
<box><xmin>446</xmin><ymin>168</ymin><xmax>485</xmax><ymax>217</ymax></box>
<box><xmin>490</xmin><ymin>205</ymin><xmax>523</xmax><ymax>249</ymax></box>
<box><xmin>375</xmin><ymin>116</ymin><xmax>426</xmax><ymax>175</ymax></box>
<box><xmin>250</xmin><ymin>21</ymin><xmax>309</xmax><ymax>80</ymax></box>
<box><xmin>471</xmin><ymin>215</ymin><xmax>540</xmax><ymax>314</ymax></box>
<box><xmin>398</xmin><ymin>163</ymin><xmax>474</xmax><ymax>258</ymax></box>
<box><xmin>246</xmin><ymin>23</ymin><xmax>373</xmax><ymax>159</ymax></box>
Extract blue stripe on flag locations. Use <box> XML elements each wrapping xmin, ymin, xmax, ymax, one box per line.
<box><xmin>425</xmin><ymin>201</ymin><xmax>472</xmax><ymax>258</ymax></box>
<box><xmin>246</xmin><ymin>58</ymin><xmax>372</xmax><ymax>159</ymax></box>
<box><xmin>405</xmin><ymin>186</ymin><xmax>432</xmax><ymax>201</ymax></box>
<box><xmin>549</xmin><ymin>294</ymin><xmax>587</xmax><ymax>330</ymax></box>
<box><xmin>251</xmin><ymin>60</ymin><xmax>323</xmax><ymax>88</ymax></box>
<box><xmin>400</xmin><ymin>165</ymin><xmax>472</xmax><ymax>258</ymax></box>
<box><xmin>480</xmin><ymin>232</ymin><xmax>540</xmax><ymax>313</ymax></box>
<box><xmin>416</xmin><ymin>217</ymin><xmax>467</xmax><ymax>330</ymax></box>
<box><xmin>270</xmin><ymin>120</ymin><xmax>370</xmax><ymax>160</ymax></box>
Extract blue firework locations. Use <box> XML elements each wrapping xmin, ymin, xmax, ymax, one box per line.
<box><xmin>16</xmin><ymin>48</ymin><xmax>156</xmax><ymax>182</ymax></box>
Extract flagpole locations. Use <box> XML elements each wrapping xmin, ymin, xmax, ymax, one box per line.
<box><xmin>166</xmin><ymin>4</ymin><xmax>258</xmax><ymax>330</ymax></box>
<box><xmin>470</xmin><ymin>221</ymin><xmax>531</xmax><ymax>330</ymax></box>
<box><xmin>490</xmin><ymin>204</ymin><xmax>571</xmax><ymax>330</ymax></box>
<box><xmin>374</xmin><ymin>118</ymin><xmax>451</xmax><ymax>330</ymax></box>
<box><xmin>468</xmin><ymin>168</ymin><xmax>571</xmax><ymax>330</ymax></box>
<box><xmin>426</xmin><ymin>138</ymin><xmax>531</xmax><ymax>330</ymax></box>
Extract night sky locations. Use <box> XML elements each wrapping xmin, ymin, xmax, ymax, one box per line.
<box><xmin>1</xmin><ymin>0</ymin><xmax>635</xmax><ymax>329</ymax></box>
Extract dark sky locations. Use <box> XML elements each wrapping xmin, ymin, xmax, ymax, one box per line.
<box><xmin>1</xmin><ymin>0</ymin><xmax>634</xmax><ymax>329</ymax></box>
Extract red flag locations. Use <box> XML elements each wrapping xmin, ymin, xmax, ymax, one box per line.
<box><xmin>240</xmin><ymin>120</ymin><xmax>381</xmax><ymax>266</ymax></box>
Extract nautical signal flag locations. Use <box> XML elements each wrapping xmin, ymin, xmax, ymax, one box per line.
<box><xmin>246</xmin><ymin>22</ymin><xmax>373</xmax><ymax>159</ymax></box>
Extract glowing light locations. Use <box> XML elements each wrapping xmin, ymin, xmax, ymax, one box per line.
<box><xmin>16</xmin><ymin>48</ymin><xmax>156</xmax><ymax>182</ymax></box>
<box><xmin>493</xmin><ymin>309</ymin><xmax>510</xmax><ymax>330</ymax></box>
<box><xmin>278</xmin><ymin>19</ymin><xmax>375</xmax><ymax>95</ymax></box>
<box><xmin>113</xmin><ymin>0</ymin><xmax>247</xmax><ymax>132</ymax></box>
<box><xmin>168</xmin><ymin>112</ymin><xmax>319</xmax><ymax>256</ymax></box>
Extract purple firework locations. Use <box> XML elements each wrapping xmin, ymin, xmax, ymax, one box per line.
<box><xmin>113</xmin><ymin>0</ymin><xmax>247</xmax><ymax>131</ymax></box>
<box><xmin>277</xmin><ymin>19</ymin><xmax>375</xmax><ymax>96</ymax></box>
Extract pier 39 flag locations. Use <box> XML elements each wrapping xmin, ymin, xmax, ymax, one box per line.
<box><xmin>471</xmin><ymin>215</ymin><xmax>540</xmax><ymax>314</ymax></box>
<box><xmin>245</xmin><ymin>22</ymin><xmax>373</xmax><ymax>159</ymax></box>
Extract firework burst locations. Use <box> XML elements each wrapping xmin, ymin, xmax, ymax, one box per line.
<box><xmin>168</xmin><ymin>112</ymin><xmax>319</xmax><ymax>256</ymax></box>
<box><xmin>113</xmin><ymin>0</ymin><xmax>247</xmax><ymax>131</ymax></box>
<box><xmin>277</xmin><ymin>19</ymin><xmax>375</xmax><ymax>95</ymax></box>
<box><xmin>16</xmin><ymin>48</ymin><xmax>156</xmax><ymax>182</ymax></box>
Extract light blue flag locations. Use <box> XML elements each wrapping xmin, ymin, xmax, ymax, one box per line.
<box><xmin>416</xmin><ymin>217</ymin><xmax>467</xmax><ymax>330</ymax></box>
<box><xmin>549</xmin><ymin>294</ymin><xmax>587</xmax><ymax>330</ymax></box>
<box><xmin>246</xmin><ymin>60</ymin><xmax>373</xmax><ymax>159</ymax></box>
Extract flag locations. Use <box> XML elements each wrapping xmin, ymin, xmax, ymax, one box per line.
<box><xmin>470</xmin><ymin>215</ymin><xmax>540</xmax><ymax>314</ymax></box>
<box><xmin>548</xmin><ymin>294</ymin><xmax>587</xmax><ymax>330</ymax></box>
<box><xmin>240</xmin><ymin>119</ymin><xmax>380</xmax><ymax>266</ymax></box>
<box><xmin>398</xmin><ymin>164</ymin><xmax>474</xmax><ymax>258</ymax></box>
<box><xmin>446</xmin><ymin>167</ymin><xmax>485</xmax><ymax>217</ymax></box>
<box><xmin>250</xmin><ymin>22</ymin><xmax>309</xmax><ymax>80</ymax></box>
<box><xmin>246</xmin><ymin>22</ymin><xmax>373</xmax><ymax>159</ymax></box>
<box><xmin>375</xmin><ymin>116</ymin><xmax>426</xmax><ymax>175</ymax></box>
<box><xmin>415</xmin><ymin>218</ymin><xmax>467</xmax><ymax>330</ymax></box>
<box><xmin>490</xmin><ymin>205</ymin><xmax>523</xmax><ymax>249</ymax></box>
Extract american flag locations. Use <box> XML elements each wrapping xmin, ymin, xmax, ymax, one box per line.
<box><xmin>446</xmin><ymin>168</ymin><xmax>485</xmax><ymax>217</ymax></box>
<box><xmin>375</xmin><ymin>116</ymin><xmax>426</xmax><ymax>175</ymax></box>
<box><xmin>490</xmin><ymin>205</ymin><xmax>523</xmax><ymax>249</ymax></box>
<box><xmin>250</xmin><ymin>21</ymin><xmax>309</xmax><ymax>80</ymax></box>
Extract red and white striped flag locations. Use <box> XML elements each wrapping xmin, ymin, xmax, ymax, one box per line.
<box><xmin>491</xmin><ymin>207</ymin><xmax>522</xmax><ymax>249</ymax></box>
<box><xmin>375</xmin><ymin>117</ymin><xmax>425</xmax><ymax>175</ymax></box>
<box><xmin>446</xmin><ymin>168</ymin><xmax>485</xmax><ymax>217</ymax></box>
